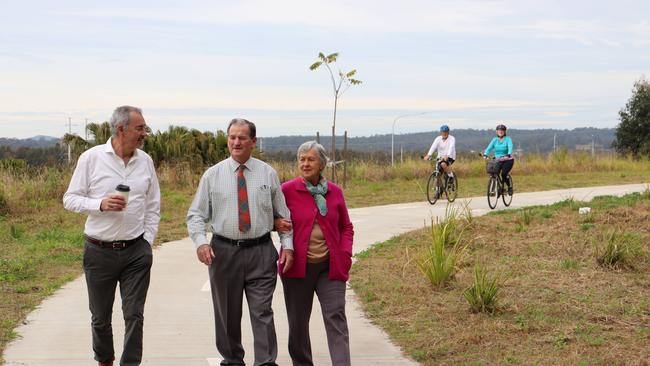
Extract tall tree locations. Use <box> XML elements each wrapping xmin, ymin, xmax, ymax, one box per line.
<box><xmin>614</xmin><ymin>77</ymin><xmax>650</xmax><ymax>157</ymax></box>
<box><xmin>86</xmin><ymin>122</ymin><xmax>112</xmax><ymax>145</ymax></box>
<box><xmin>309</xmin><ymin>52</ymin><xmax>362</xmax><ymax>181</ymax></box>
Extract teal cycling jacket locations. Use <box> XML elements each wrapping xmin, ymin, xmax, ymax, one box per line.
<box><xmin>484</xmin><ymin>136</ymin><xmax>513</xmax><ymax>158</ymax></box>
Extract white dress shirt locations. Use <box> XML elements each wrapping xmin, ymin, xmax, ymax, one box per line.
<box><xmin>427</xmin><ymin>135</ymin><xmax>457</xmax><ymax>160</ymax></box>
<box><xmin>63</xmin><ymin>138</ymin><xmax>161</xmax><ymax>245</ymax></box>
<box><xmin>187</xmin><ymin>157</ymin><xmax>293</xmax><ymax>250</ymax></box>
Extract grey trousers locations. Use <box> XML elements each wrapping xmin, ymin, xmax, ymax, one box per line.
<box><xmin>83</xmin><ymin>237</ymin><xmax>153</xmax><ymax>366</ymax></box>
<box><xmin>208</xmin><ymin>236</ymin><xmax>279</xmax><ymax>366</ymax></box>
<box><xmin>281</xmin><ymin>261</ymin><xmax>351</xmax><ymax>366</ymax></box>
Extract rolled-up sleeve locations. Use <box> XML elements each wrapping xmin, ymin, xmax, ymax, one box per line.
<box><xmin>270</xmin><ymin>171</ymin><xmax>293</xmax><ymax>250</ymax></box>
<box><xmin>187</xmin><ymin>171</ymin><xmax>212</xmax><ymax>249</ymax></box>
<box><xmin>63</xmin><ymin>152</ymin><xmax>103</xmax><ymax>214</ymax></box>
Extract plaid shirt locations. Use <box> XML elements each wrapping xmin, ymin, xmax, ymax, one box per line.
<box><xmin>187</xmin><ymin>157</ymin><xmax>293</xmax><ymax>250</ymax></box>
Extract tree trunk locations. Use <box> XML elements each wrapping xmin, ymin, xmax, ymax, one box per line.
<box><xmin>331</xmin><ymin>96</ymin><xmax>338</xmax><ymax>183</ymax></box>
<box><xmin>343</xmin><ymin>130</ymin><xmax>348</xmax><ymax>188</ymax></box>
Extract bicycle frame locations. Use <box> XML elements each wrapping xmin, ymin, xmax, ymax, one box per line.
<box><xmin>483</xmin><ymin>155</ymin><xmax>513</xmax><ymax>209</ymax></box>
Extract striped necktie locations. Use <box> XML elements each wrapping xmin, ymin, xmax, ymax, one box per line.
<box><xmin>237</xmin><ymin>165</ymin><xmax>251</xmax><ymax>232</ymax></box>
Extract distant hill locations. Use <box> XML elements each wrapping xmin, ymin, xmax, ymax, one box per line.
<box><xmin>0</xmin><ymin>128</ymin><xmax>616</xmax><ymax>155</ymax></box>
<box><xmin>259</xmin><ymin>128</ymin><xmax>616</xmax><ymax>155</ymax></box>
<box><xmin>0</xmin><ymin>136</ymin><xmax>60</xmax><ymax>149</ymax></box>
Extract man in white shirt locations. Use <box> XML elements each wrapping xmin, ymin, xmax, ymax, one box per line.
<box><xmin>63</xmin><ymin>106</ymin><xmax>161</xmax><ymax>366</ymax></box>
<box><xmin>423</xmin><ymin>124</ymin><xmax>457</xmax><ymax>182</ymax></box>
<box><xmin>187</xmin><ymin>118</ymin><xmax>293</xmax><ymax>366</ymax></box>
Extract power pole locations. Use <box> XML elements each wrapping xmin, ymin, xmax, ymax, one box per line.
<box><xmin>591</xmin><ymin>135</ymin><xmax>595</xmax><ymax>157</ymax></box>
<box><xmin>553</xmin><ymin>133</ymin><xmax>557</xmax><ymax>153</ymax></box>
<box><xmin>68</xmin><ymin>117</ymin><xmax>72</xmax><ymax>164</ymax></box>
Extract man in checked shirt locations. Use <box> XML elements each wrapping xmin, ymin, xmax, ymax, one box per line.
<box><xmin>187</xmin><ymin>118</ymin><xmax>294</xmax><ymax>366</ymax></box>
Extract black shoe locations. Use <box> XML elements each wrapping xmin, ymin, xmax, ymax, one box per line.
<box><xmin>508</xmin><ymin>186</ymin><xmax>513</xmax><ymax>195</ymax></box>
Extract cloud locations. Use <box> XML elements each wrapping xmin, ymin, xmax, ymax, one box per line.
<box><xmin>544</xmin><ymin>111</ymin><xmax>575</xmax><ymax>118</ymax></box>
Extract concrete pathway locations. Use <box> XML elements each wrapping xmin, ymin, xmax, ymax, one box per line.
<box><xmin>3</xmin><ymin>183</ymin><xmax>647</xmax><ymax>365</ymax></box>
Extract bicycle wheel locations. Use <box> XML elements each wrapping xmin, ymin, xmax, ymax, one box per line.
<box><xmin>487</xmin><ymin>176</ymin><xmax>498</xmax><ymax>209</ymax></box>
<box><xmin>502</xmin><ymin>175</ymin><xmax>513</xmax><ymax>207</ymax></box>
<box><xmin>445</xmin><ymin>175</ymin><xmax>458</xmax><ymax>202</ymax></box>
<box><xmin>426</xmin><ymin>172</ymin><xmax>440</xmax><ymax>205</ymax></box>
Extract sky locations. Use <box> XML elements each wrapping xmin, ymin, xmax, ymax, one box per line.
<box><xmin>1</xmin><ymin>0</ymin><xmax>649</xmax><ymax>139</ymax></box>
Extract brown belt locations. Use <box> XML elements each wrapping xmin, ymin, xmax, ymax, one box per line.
<box><xmin>85</xmin><ymin>233</ymin><xmax>144</xmax><ymax>250</ymax></box>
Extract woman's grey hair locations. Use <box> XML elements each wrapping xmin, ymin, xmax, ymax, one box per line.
<box><xmin>227</xmin><ymin>118</ymin><xmax>256</xmax><ymax>139</ymax></box>
<box><xmin>109</xmin><ymin>105</ymin><xmax>143</xmax><ymax>136</ymax></box>
<box><xmin>297</xmin><ymin>141</ymin><xmax>329</xmax><ymax>169</ymax></box>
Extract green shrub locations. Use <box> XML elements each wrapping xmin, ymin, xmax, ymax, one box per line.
<box><xmin>417</xmin><ymin>216</ymin><xmax>467</xmax><ymax>288</ymax></box>
<box><xmin>9</xmin><ymin>224</ymin><xmax>25</xmax><ymax>240</ymax></box>
<box><xmin>515</xmin><ymin>208</ymin><xmax>532</xmax><ymax>231</ymax></box>
<box><xmin>596</xmin><ymin>230</ymin><xmax>644</xmax><ymax>269</ymax></box>
<box><xmin>463</xmin><ymin>264</ymin><xmax>502</xmax><ymax>313</ymax></box>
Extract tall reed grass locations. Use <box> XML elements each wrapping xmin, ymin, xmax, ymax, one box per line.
<box><xmin>417</xmin><ymin>205</ymin><xmax>470</xmax><ymax>287</ymax></box>
<box><xmin>595</xmin><ymin>230</ymin><xmax>645</xmax><ymax>269</ymax></box>
<box><xmin>463</xmin><ymin>263</ymin><xmax>502</xmax><ymax>314</ymax></box>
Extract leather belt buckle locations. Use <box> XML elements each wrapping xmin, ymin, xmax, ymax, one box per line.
<box><xmin>235</xmin><ymin>239</ymin><xmax>245</xmax><ymax>247</ymax></box>
<box><xmin>112</xmin><ymin>241</ymin><xmax>127</xmax><ymax>250</ymax></box>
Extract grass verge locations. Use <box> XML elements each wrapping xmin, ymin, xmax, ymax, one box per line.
<box><xmin>350</xmin><ymin>192</ymin><xmax>650</xmax><ymax>365</ymax></box>
<box><xmin>0</xmin><ymin>153</ymin><xmax>649</xmax><ymax>361</ymax></box>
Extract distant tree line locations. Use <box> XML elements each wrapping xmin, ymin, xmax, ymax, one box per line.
<box><xmin>60</xmin><ymin>122</ymin><xmax>229</xmax><ymax>168</ymax></box>
<box><xmin>258</xmin><ymin>128</ymin><xmax>615</xmax><ymax>155</ymax></box>
<box><xmin>0</xmin><ymin>145</ymin><xmax>65</xmax><ymax>166</ymax></box>
<box><xmin>4</xmin><ymin>73</ymin><xmax>649</xmax><ymax>167</ymax></box>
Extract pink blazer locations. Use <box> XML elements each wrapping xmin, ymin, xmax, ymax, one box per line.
<box><xmin>279</xmin><ymin>177</ymin><xmax>354</xmax><ymax>281</ymax></box>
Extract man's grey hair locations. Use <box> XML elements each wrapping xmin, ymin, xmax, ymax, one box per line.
<box><xmin>109</xmin><ymin>105</ymin><xmax>143</xmax><ymax>136</ymax></box>
<box><xmin>227</xmin><ymin>118</ymin><xmax>256</xmax><ymax>139</ymax></box>
<box><xmin>297</xmin><ymin>141</ymin><xmax>329</xmax><ymax>168</ymax></box>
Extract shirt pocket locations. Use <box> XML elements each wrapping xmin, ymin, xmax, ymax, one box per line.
<box><xmin>255</xmin><ymin>185</ymin><xmax>273</xmax><ymax>214</ymax></box>
<box><xmin>210</xmin><ymin>189</ymin><xmax>228</xmax><ymax>209</ymax></box>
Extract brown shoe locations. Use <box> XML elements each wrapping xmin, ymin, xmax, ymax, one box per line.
<box><xmin>98</xmin><ymin>361</ymin><xmax>113</xmax><ymax>366</ymax></box>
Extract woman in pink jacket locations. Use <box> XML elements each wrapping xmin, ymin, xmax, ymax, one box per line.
<box><xmin>276</xmin><ymin>140</ymin><xmax>354</xmax><ymax>366</ymax></box>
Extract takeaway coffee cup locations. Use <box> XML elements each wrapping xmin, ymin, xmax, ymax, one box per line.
<box><xmin>115</xmin><ymin>184</ymin><xmax>130</xmax><ymax>205</ymax></box>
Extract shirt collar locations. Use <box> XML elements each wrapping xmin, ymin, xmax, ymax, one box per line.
<box><xmin>228</xmin><ymin>156</ymin><xmax>253</xmax><ymax>172</ymax></box>
<box><xmin>104</xmin><ymin>137</ymin><xmax>140</xmax><ymax>160</ymax></box>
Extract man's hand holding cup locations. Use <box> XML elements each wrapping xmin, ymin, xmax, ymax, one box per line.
<box><xmin>101</xmin><ymin>184</ymin><xmax>130</xmax><ymax>212</ymax></box>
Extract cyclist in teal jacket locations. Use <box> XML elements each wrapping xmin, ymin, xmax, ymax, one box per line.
<box><xmin>483</xmin><ymin>124</ymin><xmax>514</xmax><ymax>194</ymax></box>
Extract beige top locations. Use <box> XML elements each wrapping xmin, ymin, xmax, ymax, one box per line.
<box><xmin>307</xmin><ymin>220</ymin><xmax>329</xmax><ymax>263</ymax></box>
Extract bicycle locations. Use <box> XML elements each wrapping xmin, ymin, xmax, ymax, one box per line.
<box><xmin>481</xmin><ymin>154</ymin><xmax>513</xmax><ymax>209</ymax></box>
<box><xmin>425</xmin><ymin>157</ymin><xmax>458</xmax><ymax>205</ymax></box>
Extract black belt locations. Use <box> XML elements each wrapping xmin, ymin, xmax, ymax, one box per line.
<box><xmin>213</xmin><ymin>233</ymin><xmax>271</xmax><ymax>247</ymax></box>
<box><xmin>85</xmin><ymin>233</ymin><xmax>144</xmax><ymax>250</ymax></box>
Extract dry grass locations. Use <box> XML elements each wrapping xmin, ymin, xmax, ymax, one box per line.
<box><xmin>351</xmin><ymin>193</ymin><xmax>650</xmax><ymax>365</ymax></box>
<box><xmin>1</xmin><ymin>152</ymin><xmax>649</xmax><ymax>361</ymax></box>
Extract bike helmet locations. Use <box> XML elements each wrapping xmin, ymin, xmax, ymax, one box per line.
<box><xmin>496</xmin><ymin>124</ymin><xmax>507</xmax><ymax>131</ymax></box>
<box><xmin>439</xmin><ymin>124</ymin><xmax>450</xmax><ymax>132</ymax></box>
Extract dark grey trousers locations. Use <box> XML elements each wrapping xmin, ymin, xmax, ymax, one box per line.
<box><xmin>83</xmin><ymin>237</ymin><xmax>153</xmax><ymax>366</ymax></box>
<box><xmin>281</xmin><ymin>261</ymin><xmax>351</xmax><ymax>366</ymax></box>
<box><xmin>209</xmin><ymin>236</ymin><xmax>279</xmax><ymax>366</ymax></box>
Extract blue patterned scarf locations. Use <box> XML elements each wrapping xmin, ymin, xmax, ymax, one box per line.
<box><xmin>304</xmin><ymin>176</ymin><xmax>328</xmax><ymax>216</ymax></box>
